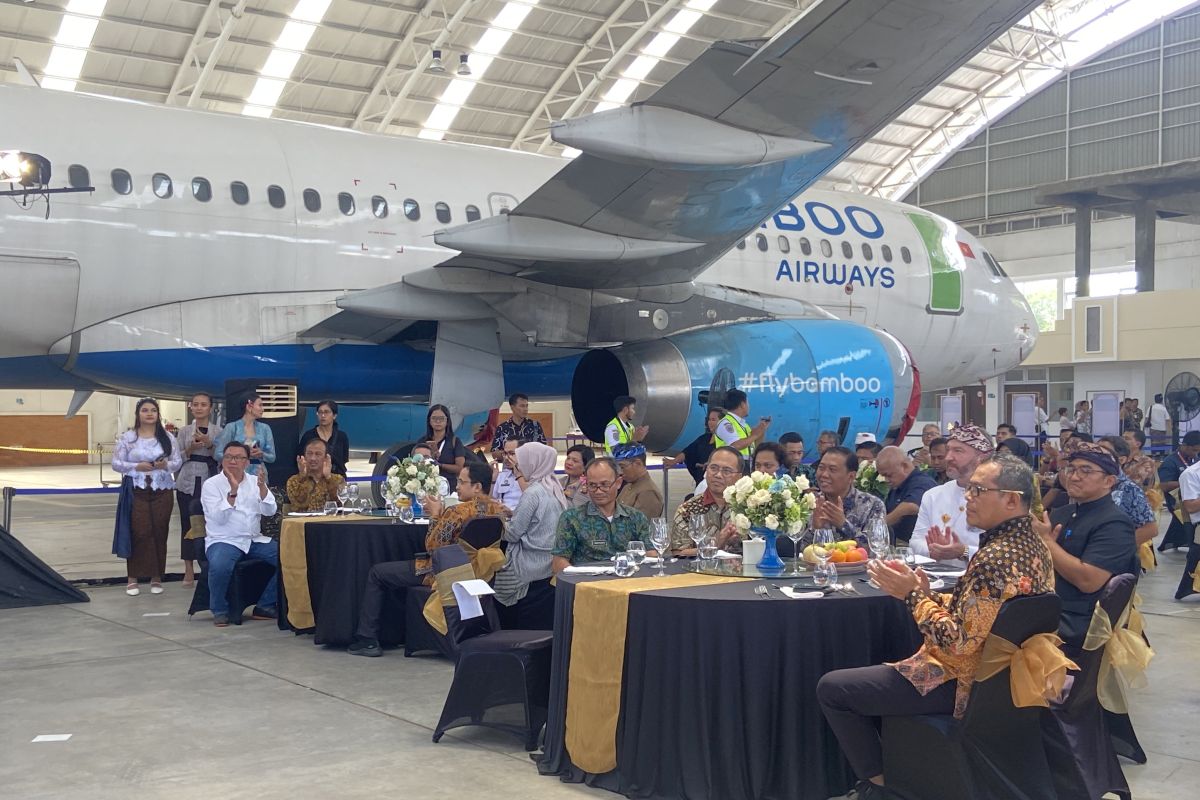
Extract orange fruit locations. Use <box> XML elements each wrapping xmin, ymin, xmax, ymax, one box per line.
<box><xmin>830</xmin><ymin>549</ymin><xmax>847</xmax><ymax>564</ymax></box>
<box><xmin>854</xmin><ymin>548</ymin><xmax>869</xmax><ymax>562</ymax></box>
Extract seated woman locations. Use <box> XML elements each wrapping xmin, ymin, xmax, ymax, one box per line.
<box><xmin>494</xmin><ymin>442</ymin><xmax>567</xmax><ymax>629</ymax></box>
<box><xmin>561</xmin><ymin>444</ymin><xmax>594</xmax><ymax>508</ymax></box>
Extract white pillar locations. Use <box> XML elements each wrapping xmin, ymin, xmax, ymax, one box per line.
<box><xmin>985</xmin><ymin>377</ymin><xmax>1001</xmax><ymax>433</ymax></box>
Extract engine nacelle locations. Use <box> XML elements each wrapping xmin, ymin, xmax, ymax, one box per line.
<box><xmin>571</xmin><ymin>319</ymin><xmax>919</xmax><ymax>454</ymax></box>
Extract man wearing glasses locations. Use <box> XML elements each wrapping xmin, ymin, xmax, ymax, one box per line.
<box><xmin>669</xmin><ymin>447</ymin><xmax>745</xmax><ymax>556</ymax></box>
<box><xmin>1033</xmin><ymin>442</ymin><xmax>1137</xmax><ymax>649</ymax></box>
<box><xmin>551</xmin><ymin>457</ymin><xmax>650</xmax><ymax>572</ymax></box>
<box><xmin>817</xmin><ymin>455</ymin><xmax>1053</xmax><ymax>800</ymax></box>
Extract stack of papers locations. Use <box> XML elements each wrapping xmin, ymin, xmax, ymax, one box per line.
<box><xmin>562</xmin><ymin>565</ymin><xmax>614</xmax><ymax>575</ymax></box>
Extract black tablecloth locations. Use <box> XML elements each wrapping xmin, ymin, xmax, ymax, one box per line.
<box><xmin>538</xmin><ymin>566</ymin><xmax>922</xmax><ymax>800</ymax></box>
<box><xmin>279</xmin><ymin>519</ymin><xmax>427</xmax><ymax>646</ymax></box>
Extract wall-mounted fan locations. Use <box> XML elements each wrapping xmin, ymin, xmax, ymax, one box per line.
<box><xmin>1165</xmin><ymin>371</ymin><xmax>1200</xmax><ymax>423</ymax></box>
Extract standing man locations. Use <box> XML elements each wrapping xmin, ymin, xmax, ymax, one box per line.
<box><xmin>812</xmin><ymin>447</ymin><xmax>887</xmax><ymax>548</ymax></box>
<box><xmin>552</xmin><ymin>457</ymin><xmax>650</xmax><ymax>570</ymax></box>
<box><xmin>1034</xmin><ymin>443</ymin><xmax>1138</xmax><ymax>649</ymax></box>
<box><xmin>876</xmin><ymin>447</ymin><xmax>937</xmax><ymax>546</ymax></box>
<box><xmin>490</xmin><ymin>393</ymin><xmax>546</xmax><ymax>459</ymax></box>
<box><xmin>909</xmin><ymin>425</ymin><xmax>994</xmax><ymax>565</ymax></box>
<box><xmin>1146</xmin><ymin>393</ymin><xmax>1172</xmax><ymax>452</ymax></box>
<box><xmin>779</xmin><ymin>432</ymin><xmax>812</xmax><ymax>483</ymax></box>
<box><xmin>712</xmin><ymin>389</ymin><xmax>769</xmax><ymax>457</ymax></box>
<box><xmin>1158</xmin><ymin>430</ymin><xmax>1200</xmax><ymax>552</ymax></box>
<box><xmin>927</xmin><ymin>437</ymin><xmax>950</xmax><ymax>485</ymax></box>
<box><xmin>908</xmin><ymin>423</ymin><xmax>942</xmax><ymax>467</ymax></box>
<box><xmin>817</xmin><ymin>430</ymin><xmax>841</xmax><ymax>457</ymax></box>
<box><xmin>604</xmin><ymin>395</ymin><xmax>649</xmax><ymax>455</ymax></box>
<box><xmin>614</xmin><ymin>444</ymin><xmax>664</xmax><ymax>519</ymax></box>
<box><xmin>1122</xmin><ymin>398</ymin><xmax>1144</xmax><ymax>433</ymax></box>
<box><xmin>201</xmin><ymin>441</ymin><xmax>279</xmax><ymax>628</ymax></box>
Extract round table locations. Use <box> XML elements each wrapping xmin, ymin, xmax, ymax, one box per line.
<box><xmin>537</xmin><ymin>564</ymin><xmax>922</xmax><ymax>800</ymax></box>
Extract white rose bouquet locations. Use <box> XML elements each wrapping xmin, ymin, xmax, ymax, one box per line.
<box><xmin>854</xmin><ymin>461</ymin><xmax>888</xmax><ymax>499</ymax></box>
<box><xmin>384</xmin><ymin>453</ymin><xmax>442</xmax><ymax>506</ymax></box>
<box><xmin>723</xmin><ymin>471</ymin><xmax>816</xmax><ymax>535</ymax></box>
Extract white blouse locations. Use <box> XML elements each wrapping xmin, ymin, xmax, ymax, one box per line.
<box><xmin>112</xmin><ymin>431</ymin><xmax>183</xmax><ymax>491</ymax></box>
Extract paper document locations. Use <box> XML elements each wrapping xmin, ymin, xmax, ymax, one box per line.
<box><xmin>562</xmin><ymin>565</ymin><xmax>614</xmax><ymax>575</ymax></box>
<box><xmin>452</xmin><ymin>579</ymin><xmax>496</xmax><ymax>620</ymax></box>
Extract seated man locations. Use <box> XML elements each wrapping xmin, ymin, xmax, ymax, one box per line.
<box><xmin>875</xmin><ymin>447</ymin><xmax>937</xmax><ymax>545</ymax></box>
<box><xmin>670</xmin><ymin>447</ymin><xmax>743</xmax><ymax>556</ymax></box>
<box><xmin>614</xmin><ymin>443</ymin><xmax>664</xmax><ymax>519</ymax></box>
<box><xmin>855</xmin><ymin>438</ymin><xmax>881</xmax><ymax>465</ymax></box>
<box><xmin>551</xmin><ymin>456</ymin><xmax>650</xmax><ymax>571</ymax></box>
<box><xmin>927</xmin><ymin>437</ymin><xmax>950</xmax><ymax>485</ymax></box>
<box><xmin>285</xmin><ymin>438</ymin><xmax>346</xmax><ymax>512</ymax></box>
<box><xmin>200</xmin><ymin>441</ymin><xmax>280</xmax><ymax>627</ymax></box>
<box><xmin>779</xmin><ymin>432</ymin><xmax>813</xmax><ymax>483</ymax></box>
<box><xmin>811</xmin><ymin>446</ymin><xmax>886</xmax><ymax>547</ymax></box>
<box><xmin>348</xmin><ymin>462</ymin><xmax>506</xmax><ymax>657</ymax></box>
<box><xmin>752</xmin><ymin>441</ymin><xmax>787</xmax><ymax>477</ymax></box>
<box><xmin>1035</xmin><ymin>442</ymin><xmax>1138</xmax><ymax>650</ymax></box>
<box><xmin>909</xmin><ymin>425</ymin><xmax>993</xmax><ymax>565</ymax></box>
<box><xmin>1097</xmin><ymin>435</ymin><xmax>1158</xmax><ymax>547</ymax></box>
<box><xmin>817</xmin><ymin>455</ymin><xmax>1054</xmax><ymax>799</ymax></box>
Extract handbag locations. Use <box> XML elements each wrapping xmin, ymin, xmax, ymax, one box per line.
<box><xmin>111</xmin><ymin>475</ymin><xmax>134</xmax><ymax>559</ymax></box>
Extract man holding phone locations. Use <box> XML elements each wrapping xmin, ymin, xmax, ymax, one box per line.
<box><xmin>713</xmin><ymin>389</ymin><xmax>770</xmax><ymax>458</ymax></box>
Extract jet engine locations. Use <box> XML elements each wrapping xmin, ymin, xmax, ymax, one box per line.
<box><xmin>571</xmin><ymin>319</ymin><xmax>919</xmax><ymax>453</ymax></box>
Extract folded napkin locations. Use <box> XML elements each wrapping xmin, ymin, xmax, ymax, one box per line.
<box><xmin>715</xmin><ymin>550</ymin><xmax>741</xmax><ymax>559</ymax></box>
<box><xmin>779</xmin><ymin>587</ymin><xmax>826</xmax><ymax>600</ymax></box>
<box><xmin>288</xmin><ymin>511</ymin><xmax>326</xmax><ymax>517</ymax></box>
<box><xmin>562</xmin><ymin>565</ymin><xmax>615</xmax><ymax>575</ymax></box>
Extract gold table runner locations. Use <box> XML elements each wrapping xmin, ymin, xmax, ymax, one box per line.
<box><xmin>565</xmin><ymin>572</ymin><xmax>748</xmax><ymax>773</ymax></box>
<box><xmin>279</xmin><ymin>514</ymin><xmax>382</xmax><ymax>629</ymax></box>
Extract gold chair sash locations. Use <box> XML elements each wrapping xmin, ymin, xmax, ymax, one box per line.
<box><xmin>977</xmin><ymin>632</ymin><xmax>1077</xmax><ymax>708</ymax></box>
<box><xmin>1138</xmin><ymin>540</ymin><xmax>1156</xmax><ymax>572</ymax></box>
<box><xmin>1082</xmin><ymin>592</ymin><xmax>1154</xmax><ymax>714</ymax></box>
<box><xmin>422</xmin><ymin>541</ymin><xmax>507</xmax><ymax>634</ymax></box>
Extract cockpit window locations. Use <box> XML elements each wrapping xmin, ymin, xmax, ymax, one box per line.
<box><xmin>983</xmin><ymin>251</ymin><xmax>1008</xmax><ymax>278</ymax></box>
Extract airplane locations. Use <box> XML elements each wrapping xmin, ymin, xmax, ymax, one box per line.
<box><xmin>0</xmin><ymin>0</ymin><xmax>1040</xmax><ymax>457</ymax></box>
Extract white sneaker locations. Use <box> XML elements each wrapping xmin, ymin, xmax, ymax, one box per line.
<box><xmin>126</xmin><ymin>585</ymin><xmax>140</xmax><ymax>596</ymax></box>
<box><xmin>150</xmin><ymin>584</ymin><xmax>164</xmax><ymax>595</ymax></box>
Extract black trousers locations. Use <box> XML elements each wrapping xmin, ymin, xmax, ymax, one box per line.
<box><xmin>816</xmin><ymin>664</ymin><xmax>958</xmax><ymax>780</ymax></box>
<box><xmin>1176</xmin><ymin>539</ymin><xmax>1200</xmax><ymax>600</ymax></box>
<box><xmin>356</xmin><ymin>560</ymin><xmax>423</xmax><ymax>640</ymax></box>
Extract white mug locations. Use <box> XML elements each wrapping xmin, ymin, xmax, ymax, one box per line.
<box><xmin>742</xmin><ymin>538</ymin><xmax>766</xmax><ymax>565</ymax></box>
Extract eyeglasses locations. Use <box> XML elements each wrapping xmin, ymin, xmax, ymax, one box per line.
<box><xmin>225</xmin><ymin>455</ymin><xmax>249</xmax><ymax>462</ymax></box>
<box><xmin>588</xmin><ymin>480</ymin><xmax>618</xmax><ymax>491</ymax></box>
<box><xmin>966</xmin><ymin>483</ymin><xmax>1026</xmax><ymax>499</ymax></box>
<box><xmin>705</xmin><ymin>465</ymin><xmax>739</xmax><ymax>477</ymax></box>
<box><xmin>1062</xmin><ymin>465</ymin><xmax>1103</xmax><ymax>478</ymax></box>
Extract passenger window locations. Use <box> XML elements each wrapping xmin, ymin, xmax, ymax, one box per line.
<box><xmin>338</xmin><ymin>192</ymin><xmax>355</xmax><ymax>216</ymax></box>
<box><xmin>435</xmin><ymin>201</ymin><xmax>451</xmax><ymax>224</ymax></box>
<box><xmin>755</xmin><ymin>234</ymin><xmax>768</xmax><ymax>252</ymax></box>
<box><xmin>191</xmin><ymin>177</ymin><xmax>212</xmax><ymax>202</ymax></box>
<box><xmin>820</xmin><ymin>239</ymin><xmax>832</xmax><ymax>257</ymax></box>
<box><xmin>152</xmin><ymin>173</ymin><xmax>173</xmax><ymax>199</ymax></box>
<box><xmin>68</xmin><ymin>164</ymin><xmax>89</xmax><ymax>189</ymax></box>
<box><xmin>303</xmin><ymin>189</ymin><xmax>321</xmax><ymax>213</ymax></box>
<box><xmin>372</xmin><ymin>196</ymin><xmax>388</xmax><ymax>219</ymax></box>
<box><xmin>267</xmin><ymin>185</ymin><xmax>286</xmax><ymax>209</ymax></box>
<box><xmin>404</xmin><ymin>198</ymin><xmax>420</xmax><ymax>221</ymax></box>
<box><xmin>881</xmin><ymin>244</ymin><xmax>893</xmax><ymax>262</ymax></box>
<box><xmin>778</xmin><ymin>236</ymin><xmax>790</xmax><ymax>254</ymax></box>
<box><xmin>901</xmin><ymin>246</ymin><xmax>912</xmax><ymax>264</ymax></box>
<box><xmin>736</xmin><ymin>239</ymin><xmax>746</xmax><ymax>250</ymax></box>
<box><xmin>841</xmin><ymin>241</ymin><xmax>852</xmax><ymax>259</ymax></box>
<box><xmin>465</xmin><ymin>204</ymin><xmax>481</xmax><ymax>222</ymax></box>
<box><xmin>231</xmin><ymin>181</ymin><xmax>249</xmax><ymax>205</ymax></box>
<box><xmin>799</xmin><ymin>237</ymin><xmax>811</xmax><ymax>256</ymax></box>
<box><xmin>862</xmin><ymin>243</ymin><xmax>873</xmax><ymax>261</ymax></box>
<box><xmin>111</xmin><ymin>169</ymin><xmax>132</xmax><ymax>195</ymax></box>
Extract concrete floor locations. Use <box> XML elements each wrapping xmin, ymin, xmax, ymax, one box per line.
<box><xmin>1</xmin><ymin>466</ymin><xmax>1197</xmax><ymax>799</ymax></box>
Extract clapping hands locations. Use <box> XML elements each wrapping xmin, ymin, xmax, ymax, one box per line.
<box><xmin>925</xmin><ymin>525</ymin><xmax>966</xmax><ymax>561</ymax></box>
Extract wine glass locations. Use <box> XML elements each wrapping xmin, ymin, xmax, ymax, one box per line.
<box><xmin>813</xmin><ymin>528</ymin><xmax>835</xmax><ymax>569</ymax></box>
<box><xmin>322</xmin><ymin>501</ymin><xmax>337</xmax><ymax>516</ymax></box>
<box><xmin>650</xmin><ymin>518</ymin><xmax>671</xmax><ymax>577</ymax></box>
<box><xmin>688</xmin><ymin>517</ymin><xmax>706</xmax><ymax>556</ymax></box>
<box><xmin>347</xmin><ymin>483</ymin><xmax>360</xmax><ymax>505</ymax></box>
<box><xmin>787</xmin><ymin>521</ymin><xmax>807</xmax><ymax>576</ymax></box>
<box><xmin>626</xmin><ymin>541</ymin><xmax>647</xmax><ymax>570</ymax></box>
<box><xmin>868</xmin><ymin>520</ymin><xmax>891</xmax><ymax>588</ymax></box>
<box><xmin>697</xmin><ymin>534</ymin><xmax>718</xmax><ymax>566</ymax></box>
<box><xmin>896</xmin><ymin>545</ymin><xmax>916</xmax><ymax>570</ymax></box>
<box><xmin>336</xmin><ymin>483</ymin><xmax>350</xmax><ymax>512</ymax></box>
<box><xmin>358</xmin><ymin>497</ymin><xmax>371</xmax><ymax>514</ymax></box>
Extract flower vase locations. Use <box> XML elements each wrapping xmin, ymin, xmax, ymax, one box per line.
<box><xmin>752</xmin><ymin>526</ymin><xmax>786</xmax><ymax>571</ymax></box>
<box><xmin>408</xmin><ymin>493</ymin><xmax>423</xmax><ymax>518</ymax></box>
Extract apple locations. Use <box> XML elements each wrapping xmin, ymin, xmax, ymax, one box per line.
<box><xmin>855</xmin><ymin>547</ymin><xmax>869</xmax><ymax>562</ymax></box>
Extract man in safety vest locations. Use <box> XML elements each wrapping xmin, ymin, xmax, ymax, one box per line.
<box><xmin>605</xmin><ymin>395</ymin><xmax>649</xmax><ymax>455</ymax></box>
<box><xmin>713</xmin><ymin>389</ymin><xmax>770</xmax><ymax>457</ymax></box>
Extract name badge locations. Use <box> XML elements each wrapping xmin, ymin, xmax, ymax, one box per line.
<box><xmin>590</xmin><ymin>537</ymin><xmax>607</xmax><ymax>548</ymax></box>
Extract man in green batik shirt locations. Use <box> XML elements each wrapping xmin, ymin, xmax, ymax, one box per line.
<box><xmin>552</xmin><ymin>456</ymin><xmax>650</xmax><ymax>571</ymax></box>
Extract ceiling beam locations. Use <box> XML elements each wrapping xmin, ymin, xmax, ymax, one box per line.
<box><xmin>166</xmin><ymin>0</ymin><xmax>247</xmax><ymax>107</ymax></box>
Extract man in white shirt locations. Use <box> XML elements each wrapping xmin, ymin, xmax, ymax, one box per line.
<box><xmin>909</xmin><ymin>425</ymin><xmax>994</xmax><ymax>566</ymax></box>
<box><xmin>1147</xmin><ymin>393</ymin><xmax>1173</xmax><ymax>452</ymax></box>
<box><xmin>1175</xmin><ymin>458</ymin><xmax>1200</xmax><ymax>599</ymax></box>
<box><xmin>201</xmin><ymin>441</ymin><xmax>279</xmax><ymax>627</ymax></box>
<box><xmin>491</xmin><ymin>438</ymin><xmax>526</xmax><ymax>512</ymax></box>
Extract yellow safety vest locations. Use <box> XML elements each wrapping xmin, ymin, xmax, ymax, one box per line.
<box><xmin>713</xmin><ymin>413</ymin><xmax>754</xmax><ymax>456</ymax></box>
<box><xmin>605</xmin><ymin>416</ymin><xmax>633</xmax><ymax>454</ymax></box>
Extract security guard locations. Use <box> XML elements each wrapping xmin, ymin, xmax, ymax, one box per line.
<box><xmin>604</xmin><ymin>395</ymin><xmax>648</xmax><ymax>455</ymax></box>
<box><xmin>712</xmin><ymin>389</ymin><xmax>769</xmax><ymax>457</ymax></box>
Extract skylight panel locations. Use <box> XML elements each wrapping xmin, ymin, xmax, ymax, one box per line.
<box><xmin>41</xmin><ymin>0</ymin><xmax>109</xmax><ymax>93</ymax></box>
<box><xmin>241</xmin><ymin>0</ymin><xmax>333</xmax><ymax>118</ymax></box>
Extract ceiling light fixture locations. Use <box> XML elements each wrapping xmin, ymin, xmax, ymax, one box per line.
<box><xmin>429</xmin><ymin>49</ymin><xmax>446</xmax><ymax>74</ymax></box>
<box><xmin>456</xmin><ymin>53</ymin><xmax>471</xmax><ymax>76</ymax></box>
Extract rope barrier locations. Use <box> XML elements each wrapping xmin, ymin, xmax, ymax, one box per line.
<box><xmin>0</xmin><ymin>445</ymin><xmax>106</xmax><ymax>455</ymax></box>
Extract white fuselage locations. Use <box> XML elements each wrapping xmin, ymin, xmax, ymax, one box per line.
<box><xmin>0</xmin><ymin>85</ymin><xmax>1035</xmax><ymax>394</ymax></box>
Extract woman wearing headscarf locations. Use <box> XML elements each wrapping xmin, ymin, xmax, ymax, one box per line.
<box><xmin>996</xmin><ymin>435</ymin><xmax>1032</xmax><ymax>466</ymax></box>
<box><xmin>493</xmin><ymin>441</ymin><xmax>566</xmax><ymax>629</ymax></box>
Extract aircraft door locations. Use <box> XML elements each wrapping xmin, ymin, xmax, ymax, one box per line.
<box><xmin>0</xmin><ymin>253</ymin><xmax>79</xmax><ymax>358</ymax></box>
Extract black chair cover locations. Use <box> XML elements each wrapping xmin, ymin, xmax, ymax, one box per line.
<box><xmin>1105</xmin><ymin>708</ymin><xmax>1148</xmax><ymax>764</ymax></box>
<box><xmin>882</xmin><ymin>593</ymin><xmax>1062</xmax><ymax>800</ymax></box>
<box><xmin>431</xmin><ymin>544</ymin><xmax>553</xmax><ymax>750</ymax></box>
<box><xmin>187</xmin><ymin>557</ymin><xmax>275</xmax><ymax>625</ymax></box>
<box><xmin>1042</xmin><ymin>574</ymin><xmax>1135</xmax><ymax>800</ymax></box>
<box><xmin>0</xmin><ymin>522</ymin><xmax>88</xmax><ymax>609</ymax></box>
<box><xmin>459</xmin><ymin>515</ymin><xmax>504</xmax><ymax>550</ymax></box>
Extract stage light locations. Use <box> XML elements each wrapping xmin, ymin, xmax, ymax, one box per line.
<box><xmin>0</xmin><ymin>151</ymin><xmax>51</xmax><ymax>187</ymax></box>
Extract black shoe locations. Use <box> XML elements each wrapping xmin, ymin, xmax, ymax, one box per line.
<box><xmin>348</xmin><ymin>637</ymin><xmax>382</xmax><ymax>657</ymax></box>
<box><xmin>850</xmin><ymin>781</ymin><xmax>891</xmax><ymax>800</ymax></box>
<box><xmin>250</xmin><ymin>606</ymin><xmax>278</xmax><ymax>620</ymax></box>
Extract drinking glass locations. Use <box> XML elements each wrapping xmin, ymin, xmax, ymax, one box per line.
<box><xmin>697</xmin><ymin>536</ymin><xmax>718</xmax><ymax>566</ymax></box>
<box><xmin>868</xmin><ymin>520</ymin><xmax>891</xmax><ymax>560</ymax></box>
<box><xmin>322</xmin><ymin>501</ymin><xmax>337</xmax><ymax>516</ymax></box>
<box><xmin>614</xmin><ymin>553</ymin><xmax>636</xmax><ymax>578</ymax></box>
<box><xmin>336</xmin><ymin>483</ymin><xmax>350</xmax><ymax>512</ymax></box>
<box><xmin>650</xmin><ymin>519</ymin><xmax>670</xmax><ymax>577</ymax></box>
<box><xmin>787</xmin><ymin>521</ymin><xmax>807</xmax><ymax>576</ymax></box>
<box><xmin>688</xmin><ymin>517</ymin><xmax>706</xmax><ymax>555</ymax></box>
<box><xmin>626</xmin><ymin>541</ymin><xmax>646</xmax><ymax>569</ymax></box>
<box><xmin>813</xmin><ymin>528</ymin><xmax>835</xmax><ymax>568</ymax></box>
<box><xmin>896</xmin><ymin>545</ymin><xmax>916</xmax><ymax>570</ymax></box>
<box><xmin>399</xmin><ymin>503</ymin><xmax>414</xmax><ymax>524</ymax></box>
<box><xmin>818</xmin><ymin>562</ymin><xmax>838</xmax><ymax>588</ymax></box>
<box><xmin>347</xmin><ymin>483</ymin><xmax>360</xmax><ymax>504</ymax></box>
<box><xmin>358</xmin><ymin>497</ymin><xmax>371</xmax><ymax>514</ymax></box>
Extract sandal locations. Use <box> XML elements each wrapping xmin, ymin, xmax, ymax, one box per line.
<box><xmin>126</xmin><ymin>583</ymin><xmax>140</xmax><ymax>596</ymax></box>
<box><xmin>150</xmin><ymin>583</ymin><xmax>164</xmax><ymax>595</ymax></box>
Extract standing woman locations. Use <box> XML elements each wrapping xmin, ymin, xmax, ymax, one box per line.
<box><xmin>299</xmin><ymin>400</ymin><xmax>350</xmax><ymax>477</ymax></box>
<box><xmin>111</xmin><ymin>398</ymin><xmax>182</xmax><ymax>595</ymax></box>
<box><xmin>174</xmin><ymin>392</ymin><xmax>223</xmax><ymax>587</ymax></box>
<box><xmin>425</xmin><ymin>404</ymin><xmax>466</xmax><ymax>493</ymax></box>
<box><xmin>215</xmin><ymin>393</ymin><xmax>276</xmax><ymax>477</ymax></box>
<box><xmin>561</xmin><ymin>444</ymin><xmax>595</xmax><ymax>508</ymax></box>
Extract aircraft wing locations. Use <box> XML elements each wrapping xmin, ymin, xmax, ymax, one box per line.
<box><xmin>432</xmin><ymin>0</ymin><xmax>1041</xmax><ymax>289</ymax></box>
